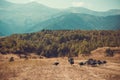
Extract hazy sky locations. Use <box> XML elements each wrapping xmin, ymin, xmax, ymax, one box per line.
<box><xmin>6</xmin><ymin>0</ymin><xmax>120</xmax><ymax>11</ymax></box>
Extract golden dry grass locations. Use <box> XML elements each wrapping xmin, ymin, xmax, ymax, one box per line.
<box><xmin>0</xmin><ymin>57</ymin><xmax>120</xmax><ymax>80</ymax></box>
<box><xmin>0</xmin><ymin>47</ymin><xmax>120</xmax><ymax>80</ymax></box>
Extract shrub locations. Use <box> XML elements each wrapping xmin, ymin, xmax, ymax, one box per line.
<box><xmin>9</xmin><ymin>57</ymin><xmax>14</xmax><ymax>62</ymax></box>
<box><xmin>105</xmin><ymin>48</ymin><xmax>114</xmax><ymax>57</ymax></box>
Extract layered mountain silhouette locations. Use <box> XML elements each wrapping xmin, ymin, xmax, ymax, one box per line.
<box><xmin>0</xmin><ymin>0</ymin><xmax>120</xmax><ymax>36</ymax></box>
<box><xmin>0</xmin><ymin>0</ymin><xmax>13</xmax><ymax>7</ymax></box>
<box><xmin>0</xmin><ymin>0</ymin><xmax>60</xmax><ymax>35</ymax></box>
<box><xmin>30</xmin><ymin>13</ymin><xmax>120</xmax><ymax>32</ymax></box>
<box><xmin>0</xmin><ymin>20</ymin><xmax>12</xmax><ymax>36</ymax></box>
<box><xmin>66</xmin><ymin>7</ymin><xmax>120</xmax><ymax>16</ymax></box>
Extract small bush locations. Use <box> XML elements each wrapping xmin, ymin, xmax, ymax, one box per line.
<box><xmin>106</xmin><ymin>48</ymin><xmax>114</xmax><ymax>57</ymax></box>
<box><xmin>9</xmin><ymin>57</ymin><xmax>14</xmax><ymax>62</ymax></box>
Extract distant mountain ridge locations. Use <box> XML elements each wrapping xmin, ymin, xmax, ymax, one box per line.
<box><xmin>30</xmin><ymin>13</ymin><xmax>120</xmax><ymax>32</ymax></box>
<box><xmin>0</xmin><ymin>0</ymin><xmax>60</xmax><ymax>35</ymax></box>
<box><xmin>0</xmin><ymin>20</ymin><xmax>12</xmax><ymax>36</ymax></box>
<box><xmin>66</xmin><ymin>7</ymin><xmax>120</xmax><ymax>16</ymax></box>
<box><xmin>0</xmin><ymin>0</ymin><xmax>13</xmax><ymax>7</ymax></box>
<box><xmin>0</xmin><ymin>0</ymin><xmax>120</xmax><ymax>36</ymax></box>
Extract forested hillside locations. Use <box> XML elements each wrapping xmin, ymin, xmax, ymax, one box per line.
<box><xmin>0</xmin><ymin>30</ymin><xmax>120</xmax><ymax>57</ymax></box>
<box><xmin>31</xmin><ymin>14</ymin><xmax>120</xmax><ymax>32</ymax></box>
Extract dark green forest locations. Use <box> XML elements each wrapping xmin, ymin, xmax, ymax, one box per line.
<box><xmin>0</xmin><ymin>30</ymin><xmax>120</xmax><ymax>57</ymax></box>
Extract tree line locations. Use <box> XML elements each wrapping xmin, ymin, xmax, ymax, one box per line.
<box><xmin>0</xmin><ymin>30</ymin><xmax>120</xmax><ymax>58</ymax></box>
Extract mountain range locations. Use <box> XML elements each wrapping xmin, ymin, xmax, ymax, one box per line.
<box><xmin>30</xmin><ymin>13</ymin><xmax>120</xmax><ymax>32</ymax></box>
<box><xmin>0</xmin><ymin>0</ymin><xmax>120</xmax><ymax>36</ymax></box>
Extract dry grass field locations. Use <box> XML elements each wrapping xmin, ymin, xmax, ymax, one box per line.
<box><xmin>0</xmin><ymin>47</ymin><xmax>120</xmax><ymax>80</ymax></box>
<box><xmin>0</xmin><ymin>57</ymin><xmax>120</xmax><ymax>80</ymax></box>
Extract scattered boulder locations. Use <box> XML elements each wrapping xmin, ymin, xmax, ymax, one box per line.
<box><xmin>68</xmin><ymin>57</ymin><xmax>74</xmax><ymax>65</ymax></box>
<box><xmin>97</xmin><ymin>60</ymin><xmax>103</xmax><ymax>65</ymax></box>
<box><xmin>79</xmin><ymin>62</ymin><xmax>86</xmax><ymax>66</ymax></box>
<box><xmin>9</xmin><ymin>57</ymin><xmax>14</xmax><ymax>62</ymax></box>
<box><xmin>53</xmin><ymin>61</ymin><xmax>59</xmax><ymax>66</ymax></box>
<box><xmin>80</xmin><ymin>58</ymin><xmax>107</xmax><ymax>67</ymax></box>
<box><xmin>103</xmin><ymin>60</ymin><xmax>107</xmax><ymax>64</ymax></box>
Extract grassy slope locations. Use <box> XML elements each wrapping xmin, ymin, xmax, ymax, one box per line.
<box><xmin>0</xmin><ymin>56</ymin><xmax>120</xmax><ymax>80</ymax></box>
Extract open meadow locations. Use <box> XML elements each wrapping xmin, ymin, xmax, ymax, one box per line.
<box><xmin>0</xmin><ymin>52</ymin><xmax>120</xmax><ymax>80</ymax></box>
